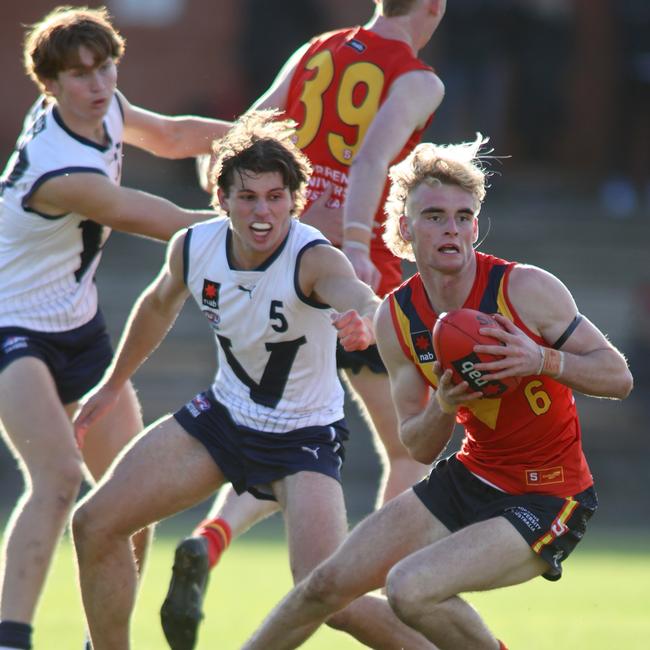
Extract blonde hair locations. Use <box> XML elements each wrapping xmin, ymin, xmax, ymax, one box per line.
<box><xmin>210</xmin><ymin>109</ymin><xmax>312</xmax><ymax>216</ymax></box>
<box><xmin>24</xmin><ymin>6</ymin><xmax>124</xmax><ymax>92</ymax></box>
<box><xmin>383</xmin><ymin>134</ymin><xmax>490</xmax><ymax>260</ymax></box>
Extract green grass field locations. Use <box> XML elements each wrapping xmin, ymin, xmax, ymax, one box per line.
<box><xmin>35</xmin><ymin>529</ymin><xmax>650</xmax><ymax>649</ymax></box>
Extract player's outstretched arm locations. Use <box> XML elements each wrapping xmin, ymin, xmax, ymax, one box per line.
<box><xmin>298</xmin><ymin>243</ymin><xmax>379</xmax><ymax>350</ymax></box>
<box><xmin>32</xmin><ymin>172</ymin><xmax>215</xmax><ymax>242</ymax></box>
<box><xmin>119</xmin><ymin>91</ymin><xmax>231</xmax><ymax>159</ymax></box>
<box><xmin>74</xmin><ymin>230</ymin><xmax>190</xmax><ymax>441</ymax></box>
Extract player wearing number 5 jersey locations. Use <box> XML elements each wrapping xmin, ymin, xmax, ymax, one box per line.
<box><xmin>0</xmin><ymin>7</ymin><xmax>228</xmax><ymax>649</ymax></box>
<box><xmin>71</xmin><ymin>111</ymin><xmax>434</xmax><ymax>650</ymax></box>
<box><xmin>177</xmin><ymin>11</ymin><xmax>446</xmax><ymax>643</ymax></box>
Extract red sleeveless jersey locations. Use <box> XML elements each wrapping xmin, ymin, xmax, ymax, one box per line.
<box><xmin>285</xmin><ymin>27</ymin><xmax>434</xmax><ymax>297</ymax></box>
<box><xmin>388</xmin><ymin>252</ymin><xmax>593</xmax><ymax>496</ymax></box>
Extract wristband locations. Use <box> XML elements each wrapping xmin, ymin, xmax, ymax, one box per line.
<box><xmin>343</xmin><ymin>240</ymin><xmax>370</xmax><ymax>252</ymax></box>
<box><xmin>344</xmin><ymin>221</ymin><xmax>373</xmax><ymax>233</ymax></box>
<box><xmin>536</xmin><ymin>345</ymin><xmax>545</xmax><ymax>375</ymax></box>
<box><xmin>538</xmin><ymin>346</ymin><xmax>564</xmax><ymax>378</ymax></box>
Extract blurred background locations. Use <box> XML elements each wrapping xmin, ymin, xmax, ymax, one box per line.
<box><xmin>1</xmin><ymin>0</ymin><xmax>648</xmax><ymax>532</ymax></box>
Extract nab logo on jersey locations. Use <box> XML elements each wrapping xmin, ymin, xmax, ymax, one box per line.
<box><xmin>202</xmin><ymin>279</ymin><xmax>220</xmax><ymax>308</ymax></box>
<box><xmin>410</xmin><ymin>330</ymin><xmax>436</xmax><ymax>364</ymax></box>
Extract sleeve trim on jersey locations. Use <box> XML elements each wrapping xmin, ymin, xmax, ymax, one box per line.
<box><xmin>294</xmin><ymin>239</ymin><xmax>331</xmax><ymax>309</ymax></box>
<box><xmin>22</xmin><ymin>167</ymin><xmax>108</xmax><ymax>219</ymax></box>
<box><xmin>183</xmin><ymin>228</ymin><xmax>193</xmax><ymax>286</ymax></box>
<box><xmin>388</xmin><ymin>294</ymin><xmax>415</xmax><ymax>362</ymax></box>
<box><xmin>53</xmin><ymin>107</ymin><xmax>111</xmax><ymax>152</ymax></box>
<box><xmin>552</xmin><ymin>314</ymin><xmax>583</xmax><ymax>350</ymax></box>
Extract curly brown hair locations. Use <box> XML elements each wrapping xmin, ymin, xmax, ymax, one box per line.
<box><xmin>210</xmin><ymin>110</ymin><xmax>312</xmax><ymax>216</ymax></box>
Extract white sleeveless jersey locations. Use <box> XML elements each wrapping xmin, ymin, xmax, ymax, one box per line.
<box><xmin>184</xmin><ymin>217</ymin><xmax>345</xmax><ymax>433</ymax></box>
<box><xmin>0</xmin><ymin>94</ymin><xmax>123</xmax><ymax>331</ymax></box>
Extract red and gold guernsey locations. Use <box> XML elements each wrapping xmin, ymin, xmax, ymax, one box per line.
<box><xmin>285</xmin><ymin>27</ymin><xmax>434</xmax><ymax>297</ymax></box>
<box><xmin>388</xmin><ymin>251</ymin><xmax>594</xmax><ymax>497</ymax></box>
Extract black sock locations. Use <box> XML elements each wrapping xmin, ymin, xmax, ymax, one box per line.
<box><xmin>0</xmin><ymin>621</ymin><xmax>33</xmax><ymax>649</ymax></box>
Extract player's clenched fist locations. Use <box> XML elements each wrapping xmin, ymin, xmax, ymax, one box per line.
<box><xmin>332</xmin><ymin>310</ymin><xmax>375</xmax><ymax>352</ymax></box>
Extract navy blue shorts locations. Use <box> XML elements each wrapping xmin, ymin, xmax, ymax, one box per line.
<box><xmin>174</xmin><ymin>390</ymin><xmax>349</xmax><ymax>501</ymax></box>
<box><xmin>336</xmin><ymin>342</ymin><xmax>386</xmax><ymax>375</ymax></box>
<box><xmin>413</xmin><ymin>455</ymin><xmax>598</xmax><ymax>581</ymax></box>
<box><xmin>0</xmin><ymin>311</ymin><xmax>113</xmax><ymax>405</ymax></box>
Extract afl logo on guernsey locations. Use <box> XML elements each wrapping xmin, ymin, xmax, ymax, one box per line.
<box><xmin>411</xmin><ymin>330</ymin><xmax>435</xmax><ymax>364</ymax></box>
<box><xmin>202</xmin><ymin>279</ymin><xmax>220</xmax><ymax>308</ymax></box>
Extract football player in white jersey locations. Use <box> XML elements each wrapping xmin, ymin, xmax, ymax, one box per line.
<box><xmin>0</xmin><ymin>7</ymin><xmax>230</xmax><ymax>649</ymax></box>
<box><xmin>70</xmin><ymin>111</ymin><xmax>434</xmax><ymax>650</ymax></box>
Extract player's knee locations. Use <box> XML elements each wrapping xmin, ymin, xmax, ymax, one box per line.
<box><xmin>72</xmin><ymin>497</ymin><xmax>117</xmax><ymax>556</ymax></box>
<box><xmin>302</xmin><ymin>562</ymin><xmax>349</xmax><ymax>611</ymax></box>
<box><xmin>32</xmin><ymin>456</ymin><xmax>84</xmax><ymax>512</ymax></box>
<box><xmin>385</xmin><ymin>564</ymin><xmax>426</xmax><ymax>624</ymax></box>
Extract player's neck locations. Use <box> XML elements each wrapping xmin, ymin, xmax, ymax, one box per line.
<box><xmin>54</xmin><ymin>104</ymin><xmax>108</xmax><ymax>146</ymax></box>
<box><xmin>421</xmin><ymin>259</ymin><xmax>477</xmax><ymax>315</ymax></box>
<box><xmin>366</xmin><ymin>15</ymin><xmax>416</xmax><ymax>53</ymax></box>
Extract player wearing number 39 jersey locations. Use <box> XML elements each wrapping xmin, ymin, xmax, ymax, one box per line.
<box><xmin>284</xmin><ymin>26</ymin><xmax>434</xmax><ymax>298</ymax></box>
<box><xmin>0</xmin><ymin>7</ymin><xmax>228</xmax><ymax>650</ymax></box>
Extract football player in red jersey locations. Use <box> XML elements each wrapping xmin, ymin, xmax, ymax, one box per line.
<box><xmin>162</xmin><ymin>2</ymin><xmax>447</xmax><ymax>646</ymax></box>
<box><xmin>240</xmin><ymin>136</ymin><xmax>633</xmax><ymax>650</ymax></box>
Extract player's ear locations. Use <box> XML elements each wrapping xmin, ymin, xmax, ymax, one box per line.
<box><xmin>216</xmin><ymin>187</ymin><xmax>229</xmax><ymax>214</ymax></box>
<box><xmin>42</xmin><ymin>77</ymin><xmax>58</xmax><ymax>97</ymax></box>
<box><xmin>399</xmin><ymin>215</ymin><xmax>413</xmax><ymax>241</ymax></box>
<box><xmin>472</xmin><ymin>215</ymin><xmax>479</xmax><ymax>243</ymax></box>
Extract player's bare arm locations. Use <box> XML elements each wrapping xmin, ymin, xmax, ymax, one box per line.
<box><xmin>374</xmin><ymin>300</ymin><xmax>459</xmax><ymax>464</ymax></box>
<box><xmin>342</xmin><ymin>70</ymin><xmax>444</xmax><ymax>287</ymax></box>
<box><xmin>74</xmin><ymin>231</ymin><xmax>190</xmax><ymax>439</ymax></box>
<box><xmin>29</xmin><ymin>173</ymin><xmax>214</xmax><ymax>241</ymax></box>
<box><xmin>299</xmin><ymin>243</ymin><xmax>379</xmax><ymax>351</ymax></box>
<box><xmin>474</xmin><ymin>265</ymin><xmax>633</xmax><ymax>398</ymax></box>
<box><xmin>120</xmin><ymin>91</ymin><xmax>231</xmax><ymax>158</ymax></box>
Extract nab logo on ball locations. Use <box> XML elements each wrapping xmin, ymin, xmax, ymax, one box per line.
<box><xmin>452</xmin><ymin>352</ymin><xmax>510</xmax><ymax>397</ymax></box>
<box><xmin>410</xmin><ymin>330</ymin><xmax>436</xmax><ymax>364</ymax></box>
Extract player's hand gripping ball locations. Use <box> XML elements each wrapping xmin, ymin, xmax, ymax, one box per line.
<box><xmin>432</xmin><ymin>308</ymin><xmax>521</xmax><ymax>398</ymax></box>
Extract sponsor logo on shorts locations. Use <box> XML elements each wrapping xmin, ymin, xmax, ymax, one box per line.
<box><xmin>506</xmin><ymin>506</ymin><xmax>542</xmax><ymax>532</ymax></box>
<box><xmin>301</xmin><ymin>445</ymin><xmax>320</xmax><ymax>459</ymax></box>
<box><xmin>1</xmin><ymin>336</ymin><xmax>29</xmax><ymax>354</ymax></box>
<box><xmin>525</xmin><ymin>466</ymin><xmax>565</xmax><ymax>486</ymax></box>
<box><xmin>410</xmin><ymin>330</ymin><xmax>435</xmax><ymax>364</ymax></box>
<box><xmin>202</xmin><ymin>279</ymin><xmax>220</xmax><ymax>308</ymax></box>
<box><xmin>185</xmin><ymin>393</ymin><xmax>211</xmax><ymax>418</ymax></box>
